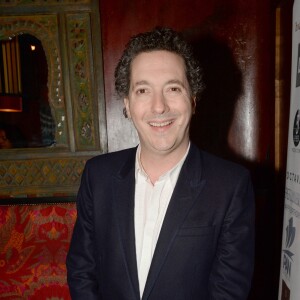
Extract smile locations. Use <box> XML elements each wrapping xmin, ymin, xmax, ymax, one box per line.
<box><xmin>149</xmin><ymin>120</ymin><xmax>173</xmax><ymax>127</ymax></box>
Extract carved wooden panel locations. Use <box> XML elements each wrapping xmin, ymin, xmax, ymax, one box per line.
<box><xmin>0</xmin><ymin>0</ymin><xmax>90</xmax><ymax>5</ymax></box>
<box><xmin>66</xmin><ymin>13</ymin><xmax>97</xmax><ymax>150</ymax></box>
<box><xmin>0</xmin><ymin>158</ymin><xmax>86</xmax><ymax>197</ymax></box>
<box><xmin>0</xmin><ymin>0</ymin><xmax>107</xmax><ymax>198</ymax></box>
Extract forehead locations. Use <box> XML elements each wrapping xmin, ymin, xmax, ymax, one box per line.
<box><xmin>130</xmin><ymin>50</ymin><xmax>186</xmax><ymax>80</ymax></box>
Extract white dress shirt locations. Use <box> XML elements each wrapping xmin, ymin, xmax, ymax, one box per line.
<box><xmin>134</xmin><ymin>144</ymin><xmax>190</xmax><ymax>298</ymax></box>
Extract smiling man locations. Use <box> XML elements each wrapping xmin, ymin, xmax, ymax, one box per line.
<box><xmin>67</xmin><ymin>27</ymin><xmax>255</xmax><ymax>300</ymax></box>
<box><xmin>124</xmin><ymin>50</ymin><xmax>194</xmax><ymax>183</ymax></box>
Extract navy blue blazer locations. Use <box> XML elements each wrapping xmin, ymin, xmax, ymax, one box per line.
<box><xmin>67</xmin><ymin>143</ymin><xmax>255</xmax><ymax>300</ymax></box>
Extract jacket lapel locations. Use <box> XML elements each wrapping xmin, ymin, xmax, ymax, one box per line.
<box><xmin>142</xmin><ymin>144</ymin><xmax>206</xmax><ymax>300</ymax></box>
<box><xmin>112</xmin><ymin>148</ymin><xmax>140</xmax><ymax>299</ymax></box>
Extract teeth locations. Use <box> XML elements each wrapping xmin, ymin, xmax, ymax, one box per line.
<box><xmin>149</xmin><ymin>121</ymin><xmax>172</xmax><ymax>127</ymax></box>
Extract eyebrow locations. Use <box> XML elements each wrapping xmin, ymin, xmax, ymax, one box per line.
<box><xmin>132</xmin><ymin>79</ymin><xmax>187</xmax><ymax>89</ymax></box>
<box><xmin>132</xmin><ymin>80</ymin><xmax>149</xmax><ymax>88</ymax></box>
<box><xmin>165</xmin><ymin>79</ymin><xmax>187</xmax><ymax>88</ymax></box>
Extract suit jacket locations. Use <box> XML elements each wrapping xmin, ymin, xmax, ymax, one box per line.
<box><xmin>66</xmin><ymin>143</ymin><xmax>255</xmax><ymax>300</ymax></box>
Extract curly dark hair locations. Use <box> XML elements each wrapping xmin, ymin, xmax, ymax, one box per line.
<box><xmin>114</xmin><ymin>27</ymin><xmax>203</xmax><ymax>99</ymax></box>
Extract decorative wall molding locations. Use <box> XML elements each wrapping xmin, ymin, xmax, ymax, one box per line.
<box><xmin>0</xmin><ymin>0</ymin><xmax>90</xmax><ymax>6</ymax></box>
<box><xmin>0</xmin><ymin>0</ymin><xmax>107</xmax><ymax>198</ymax></box>
<box><xmin>0</xmin><ymin>157</ymin><xmax>86</xmax><ymax>196</ymax></box>
<box><xmin>66</xmin><ymin>13</ymin><xmax>97</xmax><ymax>150</ymax></box>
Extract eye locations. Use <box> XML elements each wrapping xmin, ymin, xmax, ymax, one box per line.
<box><xmin>136</xmin><ymin>88</ymin><xmax>147</xmax><ymax>94</ymax></box>
<box><xmin>166</xmin><ymin>86</ymin><xmax>182</xmax><ymax>95</ymax></box>
<box><xmin>170</xmin><ymin>87</ymin><xmax>181</xmax><ymax>92</ymax></box>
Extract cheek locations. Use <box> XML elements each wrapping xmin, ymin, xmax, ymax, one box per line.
<box><xmin>178</xmin><ymin>102</ymin><xmax>193</xmax><ymax>117</ymax></box>
<box><xmin>177</xmin><ymin>105</ymin><xmax>193</xmax><ymax>125</ymax></box>
<box><xmin>128</xmin><ymin>104</ymin><xmax>146</xmax><ymax>123</ymax></box>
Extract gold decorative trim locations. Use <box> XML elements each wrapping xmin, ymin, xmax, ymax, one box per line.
<box><xmin>0</xmin><ymin>0</ymin><xmax>90</xmax><ymax>6</ymax></box>
<box><xmin>66</xmin><ymin>13</ymin><xmax>97</xmax><ymax>150</ymax></box>
<box><xmin>0</xmin><ymin>157</ymin><xmax>86</xmax><ymax>196</ymax></box>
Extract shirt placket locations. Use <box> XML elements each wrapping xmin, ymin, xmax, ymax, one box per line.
<box><xmin>138</xmin><ymin>179</ymin><xmax>164</xmax><ymax>297</ymax></box>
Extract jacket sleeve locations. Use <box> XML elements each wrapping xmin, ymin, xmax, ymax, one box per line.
<box><xmin>66</xmin><ymin>162</ymin><xmax>101</xmax><ymax>300</ymax></box>
<box><xmin>209</xmin><ymin>170</ymin><xmax>255</xmax><ymax>299</ymax></box>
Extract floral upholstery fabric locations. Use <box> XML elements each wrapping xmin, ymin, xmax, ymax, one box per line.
<box><xmin>0</xmin><ymin>203</ymin><xmax>77</xmax><ymax>299</ymax></box>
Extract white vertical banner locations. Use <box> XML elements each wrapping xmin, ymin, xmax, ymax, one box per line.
<box><xmin>279</xmin><ymin>1</ymin><xmax>300</xmax><ymax>299</ymax></box>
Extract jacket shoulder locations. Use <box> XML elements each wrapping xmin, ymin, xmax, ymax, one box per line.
<box><xmin>201</xmin><ymin>150</ymin><xmax>249</xmax><ymax>176</ymax></box>
<box><xmin>188</xmin><ymin>144</ymin><xmax>250</xmax><ymax>183</ymax></box>
<box><xmin>84</xmin><ymin>147</ymin><xmax>136</xmax><ymax>175</ymax></box>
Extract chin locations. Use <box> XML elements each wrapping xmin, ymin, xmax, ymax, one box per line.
<box><xmin>151</xmin><ymin>142</ymin><xmax>177</xmax><ymax>152</ymax></box>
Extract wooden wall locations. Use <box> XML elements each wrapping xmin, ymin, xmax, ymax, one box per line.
<box><xmin>99</xmin><ymin>0</ymin><xmax>290</xmax><ymax>298</ymax></box>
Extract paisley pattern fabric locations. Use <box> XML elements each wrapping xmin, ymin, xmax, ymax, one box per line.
<box><xmin>0</xmin><ymin>203</ymin><xmax>77</xmax><ymax>299</ymax></box>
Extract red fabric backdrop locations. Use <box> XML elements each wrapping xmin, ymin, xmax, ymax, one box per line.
<box><xmin>0</xmin><ymin>203</ymin><xmax>77</xmax><ymax>299</ymax></box>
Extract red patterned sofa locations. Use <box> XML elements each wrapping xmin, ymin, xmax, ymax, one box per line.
<box><xmin>0</xmin><ymin>197</ymin><xmax>77</xmax><ymax>300</ymax></box>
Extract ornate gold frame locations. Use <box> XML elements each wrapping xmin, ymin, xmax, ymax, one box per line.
<box><xmin>0</xmin><ymin>1</ymin><xmax>107</xmax><ymax>198</ymax></box>
<box><xmin>1</xmin><ymin>15</ymin><xmax>68</xmax><ymax>145</ymax></box>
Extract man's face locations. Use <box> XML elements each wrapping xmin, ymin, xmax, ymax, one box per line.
<box><xmin>124</xmin><ymin>50</ymin><xmax>194</xmax><ymax>157</ymax></box>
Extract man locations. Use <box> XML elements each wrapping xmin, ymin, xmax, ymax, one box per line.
<box><xmin>67</xmin><ymin>27</ymin><xmax>255</xmax><ymax>300</ymax></box>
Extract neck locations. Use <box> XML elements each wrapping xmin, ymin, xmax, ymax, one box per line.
<box><xmin>139</xmin><ymin>143</ymin><xmax>189</xmax><ymax>184</ymax></box>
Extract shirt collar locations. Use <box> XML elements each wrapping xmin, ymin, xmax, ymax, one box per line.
<box><xmin>135</xmin><ymin>143</ymin><xmax>190</xmax><ymax>186</ymax></box>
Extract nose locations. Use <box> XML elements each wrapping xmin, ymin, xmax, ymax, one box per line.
<box><xmin>151</xmin><ymin>92</ymin><xmax>169</xmax><ymax>114</ymax></box>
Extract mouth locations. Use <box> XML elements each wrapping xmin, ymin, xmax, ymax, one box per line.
<box><xmin>149</xmin><ymin>120</ymin><xmax>173</xmax><ymax>127</ymax></box>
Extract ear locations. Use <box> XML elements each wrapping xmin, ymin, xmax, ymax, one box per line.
<box><xmin>124</xmin><ymin>97</ymin><xmax>131</xmax><ymax>118</ymax></box>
